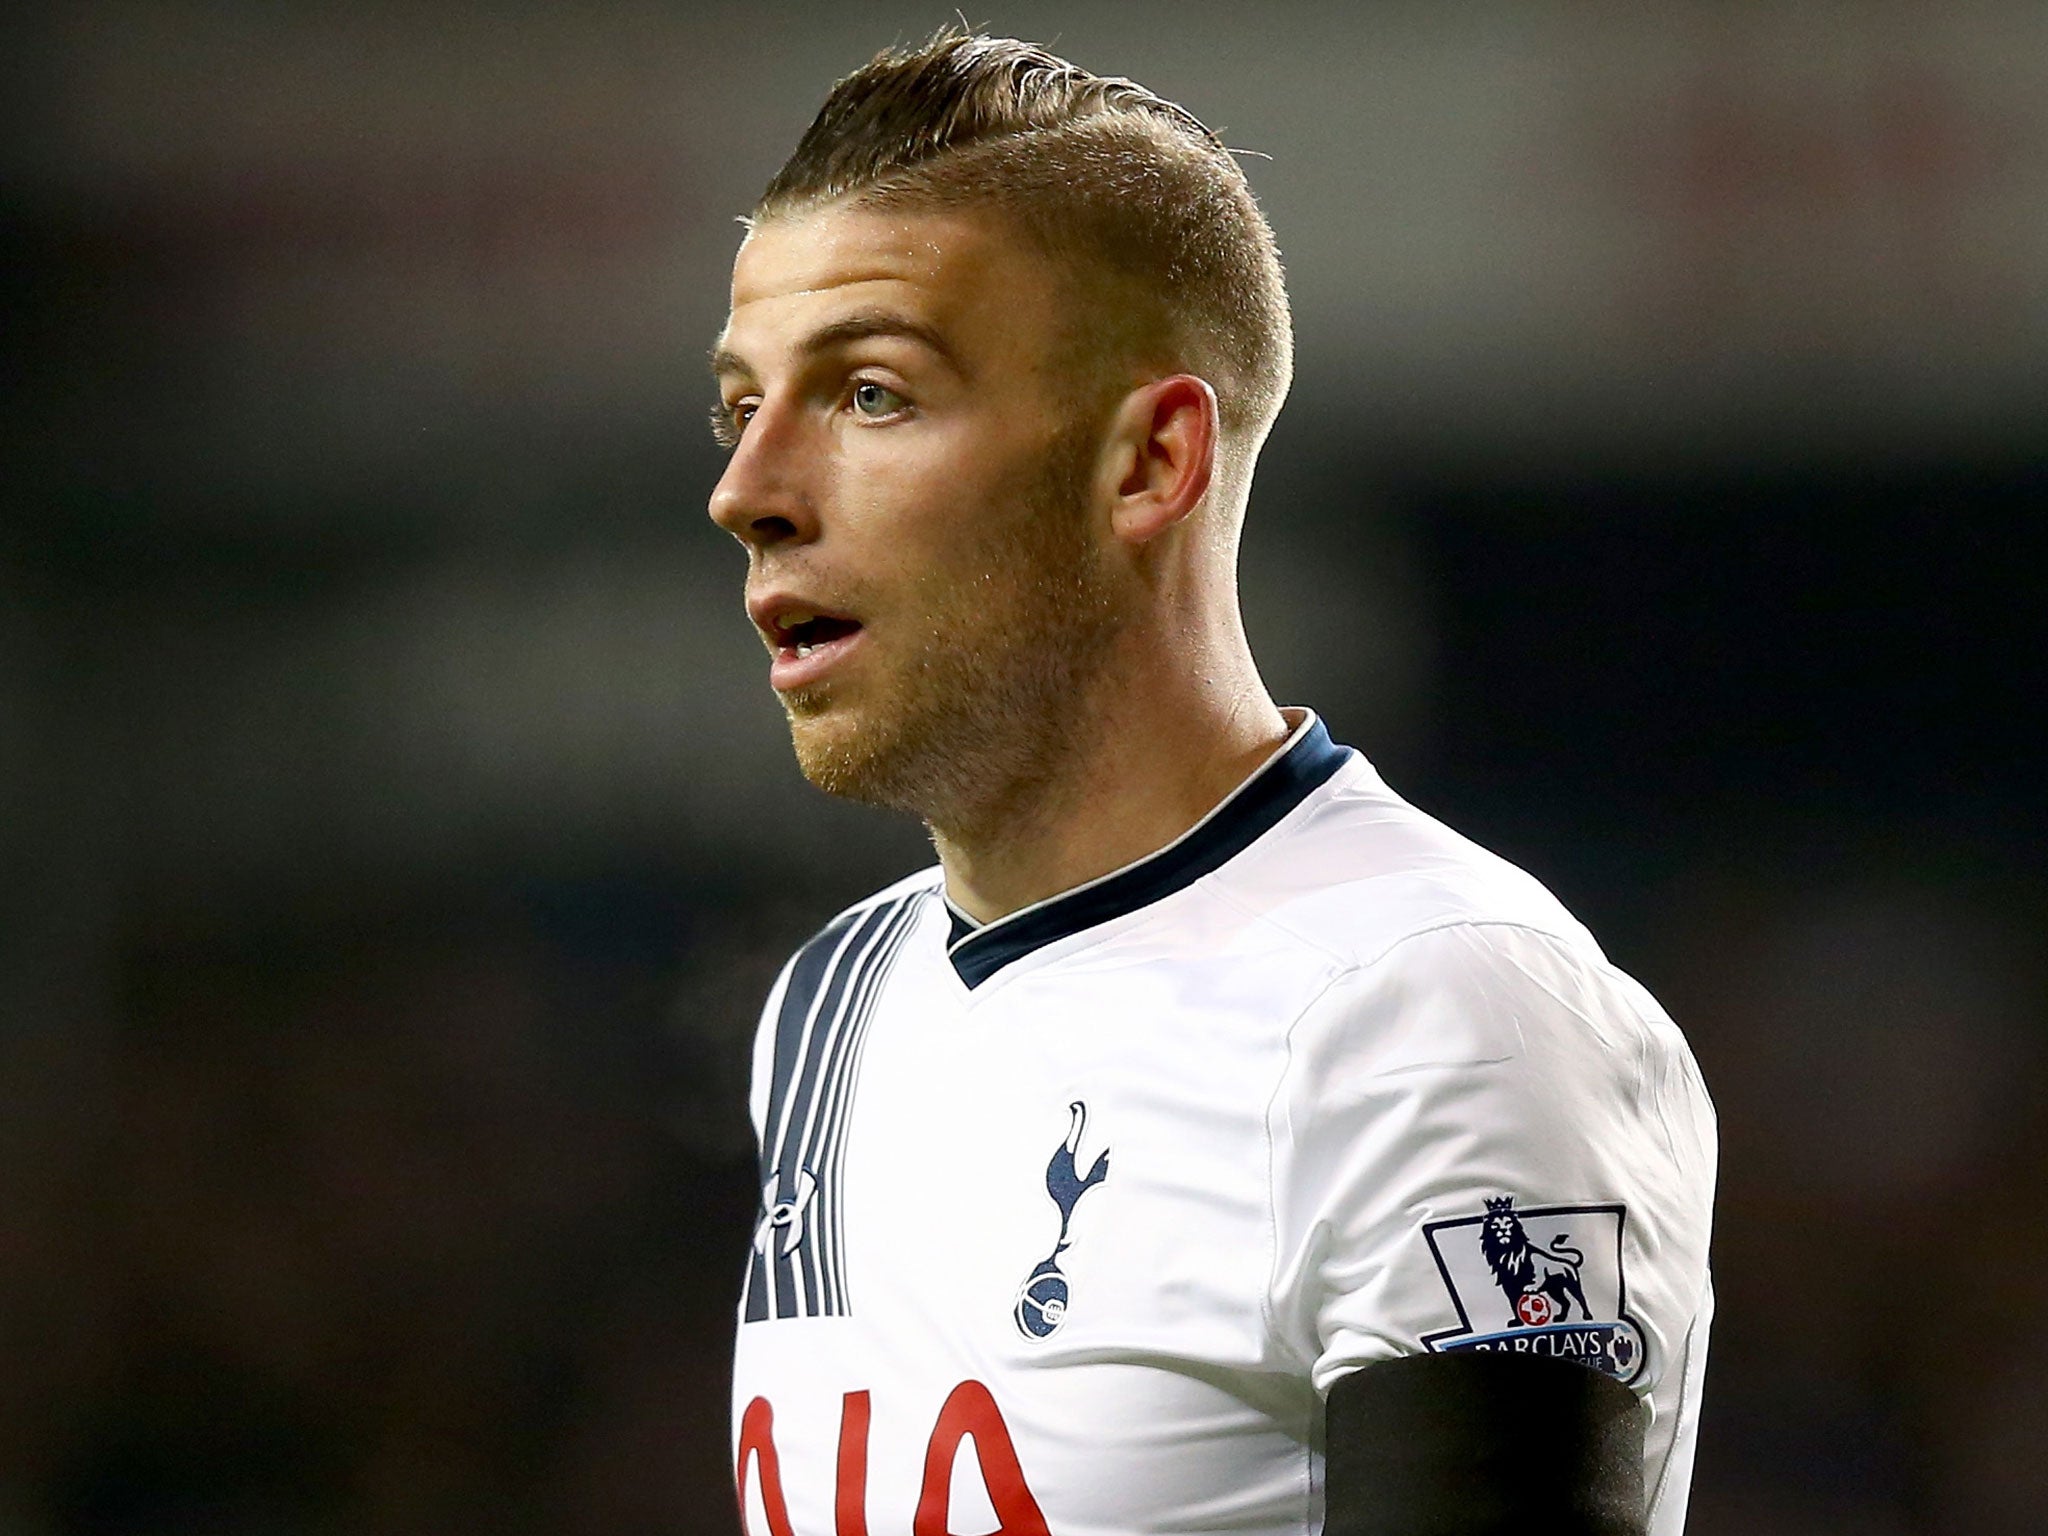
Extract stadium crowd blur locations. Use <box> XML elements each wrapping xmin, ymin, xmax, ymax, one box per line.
<box><xmin>2</xmin><ymin>5</ymin><xmax>2042</xmax><ymax>1534</ymax></box>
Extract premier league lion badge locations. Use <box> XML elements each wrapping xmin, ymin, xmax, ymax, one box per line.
<box><xmin>1421</xmin><ymin>1195</ymin><xmax>1646</xmax><ymax>1384</ymax></box>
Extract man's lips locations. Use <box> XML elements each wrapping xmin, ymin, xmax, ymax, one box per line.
<box><xmin>768</xmin><ymin>622</ymin><xmax>864</xmax><ymax>690</ymax></box>
<box><xmin>751</xmin><ymin>596</ymin><xmax>866</xmax><ymax>691</ymax></box>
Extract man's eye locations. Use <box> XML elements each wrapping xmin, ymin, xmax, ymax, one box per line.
<box><xmin>711</xmin><ymin>398</ymin><xmax>756</xmax><ymax>447</ymax></box>
<box><xmin>850</xmin><ymin>381</ymin><xmax>906</xmax><ymax>418</ymax></box>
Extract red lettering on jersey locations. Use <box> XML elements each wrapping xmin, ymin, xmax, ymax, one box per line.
<box><xmin>913</xmin><ymin>1379</ymin><xmax>1050</xmax><ymax>1536</ymax></box>
<box><xmin>735</xmin><ymin>1396</ymin><xmax>795</xmax><ymax>1536</ymax></box>
<box><xmin>836</xmin><ymin>1390</ymin><xmax>871</xmax><ymax>1536</ymax></box>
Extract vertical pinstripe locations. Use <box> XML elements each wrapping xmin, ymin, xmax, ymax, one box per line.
<box><xmin>742</xmin><ymin>891</ymin><xmax>923</xmax><ymax>1323</ymax></box>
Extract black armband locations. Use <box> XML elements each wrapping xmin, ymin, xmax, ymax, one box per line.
<box><xmin>1324</xmin><ymin>1352</ymin><xmax>1647</xmax><ymax>1536</ymax></box>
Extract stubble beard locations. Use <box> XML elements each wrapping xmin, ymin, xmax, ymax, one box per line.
<box><xmin>780</xmin><ymin>425</ymin><xmax>1124</xmax><ymax>835</ymax></box>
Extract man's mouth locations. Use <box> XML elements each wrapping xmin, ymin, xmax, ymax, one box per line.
<box><xmin>765</xmin><ymin>606</ymin><xmax>866</xmax><ymax>691</ymax></box>
<box><xmin>776</xmin><ymin>610</ymin><xmax>863</xmax><ymax>659</ymax></box>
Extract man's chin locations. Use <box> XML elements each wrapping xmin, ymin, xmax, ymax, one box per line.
<box><xmin>786</xmin><ymin>705</ymin><xmax>911</xmax><ymax>807</ymax></box>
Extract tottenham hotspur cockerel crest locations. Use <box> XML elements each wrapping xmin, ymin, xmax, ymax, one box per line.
<box><xmin>1013</xmin><ymin>1102</ymin><xmax>1110</xmax><ymax>1339</ymax></box>
<box><xmin>1419</xmin><ymin>1194</ymin><xmax>1648</xmax><ymax>1384</ymax></box>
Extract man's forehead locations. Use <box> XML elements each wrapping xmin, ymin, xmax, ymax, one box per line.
<box><xmin>730</xmin><ymin>207</ymin><xmax>979</xmax><ymax>301</ymax></box>
<box><xmin>717</xmin><ymin>205</ymin><xmax>1049</xmax><ymax>365</ymax></box>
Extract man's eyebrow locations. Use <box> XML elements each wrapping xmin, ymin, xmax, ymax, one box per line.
<box><xmin>709</xmin><ymin>312</ymin><xmax>964</xmax><ymax>381</ymax></box>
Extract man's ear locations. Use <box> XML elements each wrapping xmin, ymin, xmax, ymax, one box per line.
<box><xmin>1100</xmin><ymin>374</ymin><xmax>1218</xmax><ymax>545</ymax></box>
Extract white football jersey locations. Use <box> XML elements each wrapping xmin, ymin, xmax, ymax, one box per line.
<box><xmin>732</xmin><ymin>712</ymin><xmax>1716</xmax><ymax>1536</ymax></box>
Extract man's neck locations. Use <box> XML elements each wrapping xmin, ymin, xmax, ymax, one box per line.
<box><xmin>932</xmin><ymin>678</ymin><xmax>1292</xmax><ymax>926</ymax></box>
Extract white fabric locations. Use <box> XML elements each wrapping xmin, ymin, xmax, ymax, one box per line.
<box><xmin>732</xmin><ymin>737</ymin><xmax>1716</xmax><ymax>1536</ymax></box>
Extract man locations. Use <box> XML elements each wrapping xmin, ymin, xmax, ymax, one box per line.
<box><xmin>711</xmin><ymin>32</ymin><xmax>1713</xmax><ymax>1536</ymax></box>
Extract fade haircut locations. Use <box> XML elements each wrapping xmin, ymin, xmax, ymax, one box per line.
<box><xmin>754</xmin><ymin>32</ymin><xmax>1293</xmax><ymax>457</ymax></box>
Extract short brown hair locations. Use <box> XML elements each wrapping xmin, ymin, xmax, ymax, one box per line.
<box><xmin>755</xmin><ymin>32</ymin><xmax>1293</xmax><ymax>450</ymax></box>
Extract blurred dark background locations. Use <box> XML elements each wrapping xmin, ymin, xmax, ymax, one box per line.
<box><xmin>2</xmin><ymin>3</ymin><xmax>2043</xmax><ymax>1533</ymax></box>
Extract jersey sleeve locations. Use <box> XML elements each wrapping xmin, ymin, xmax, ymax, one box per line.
<box><xmin>1266</xmin><ymin>921</ymin><xmax>1716</xmax><ymax>1402</ymax></box>
<box><xmin>746</xmin><ymin>952</ymin><xmax>799</xmax><ymax>1153</ymax></box>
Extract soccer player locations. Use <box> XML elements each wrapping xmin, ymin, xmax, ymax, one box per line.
<box><xmin>710</xmin><ymin>32</ymin><xmax>1714</xmax><ymax>1536</ymax></box>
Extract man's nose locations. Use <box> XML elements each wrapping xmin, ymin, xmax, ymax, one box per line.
<box><xmin>708</xmin><ymin>403</ymin><xmax>818</xmax><ymax>550</ymax></box>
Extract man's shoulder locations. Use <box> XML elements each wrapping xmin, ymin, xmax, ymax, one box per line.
<box><xmin>780</xmin><ymin>864</ymin><xmax>945</xmax><ymax>970</ymax></box>
<box><xmin>1224</xmin><ymin>757</ymin><xmax>1601</xmax><ymax>971</ymax></box>
<box><xmin>750</xmin><ymin>865</ymin><xmax>942</xmax><ymax>1039</ymax></box>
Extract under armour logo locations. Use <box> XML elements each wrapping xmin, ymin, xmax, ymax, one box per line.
<box><xmin>754</xmin><ymin>1168</ymin><xmax>818</xmax><ymax>1258</ymax></box>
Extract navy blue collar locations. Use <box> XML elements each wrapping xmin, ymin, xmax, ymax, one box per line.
<box><xmin>942</xmin><ymin>713</ymin><xmax>1353</xmax><ymax>988</ymax></box>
